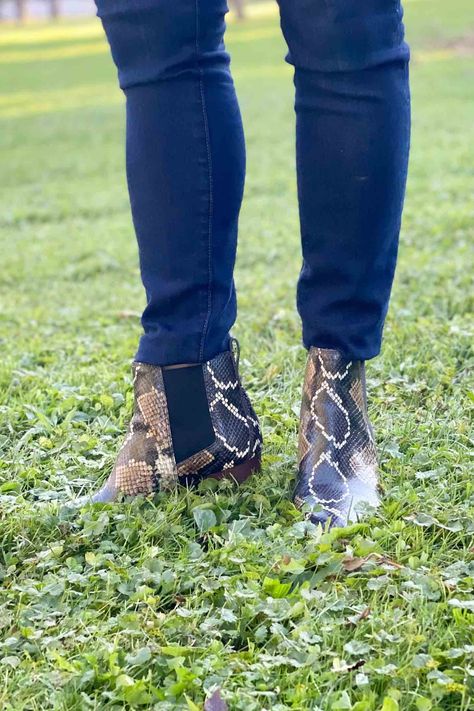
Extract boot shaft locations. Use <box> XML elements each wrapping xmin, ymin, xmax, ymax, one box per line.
<box><xmin>296</xmin><ymin>347</ymin><xmax>379</xmax><ymax>527</ymax></box>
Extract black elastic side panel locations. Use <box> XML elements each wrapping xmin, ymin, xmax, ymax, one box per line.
<box><xmin>162</xmin><ymin>365</ymin><xmax>215</xmax><ymax>463</ymax></box>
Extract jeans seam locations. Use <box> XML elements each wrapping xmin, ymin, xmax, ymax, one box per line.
<box><xmin>195</xmin><ymin>0</ymin><xmax>214</xmax><ymax>363</ymax></box>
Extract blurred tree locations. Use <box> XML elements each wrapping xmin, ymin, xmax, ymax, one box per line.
<box><xmin>4</xmin><ymin>0</ymin><xmax>61</xmax><ymax>22</ymax></box>
<box><xmin>16</xmin><ymin>0</ymin><xmax>27</xmax><ymax>22</ymax></box>
<box><xmin>50</xmin><ymin>0</ymin><xmax>60</xmax><ymax>18</ymax></box>
<box><xmin>231</xmin><ymin>0</ymin><xmax>245</xmax><ymax>20</ymax></box>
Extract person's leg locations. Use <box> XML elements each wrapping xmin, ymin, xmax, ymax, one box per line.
<box><xmin>96</xmin><ymin>0</ymin><xmax>245</xmax><ymax>366</ymax></box>
<box><xmin>277</xmin><ymin>0</ymin><xmax>410</xmax><ymax>526</ymax></box>
<box><xmin>86</xmin><ymin>1</ymin><xmax>262</xmax><ymax>502</ymax></box>
<box><xmin>278</xmin><ymin>0</ymin><xmax>410</xmax><ymax>358</ymax></box>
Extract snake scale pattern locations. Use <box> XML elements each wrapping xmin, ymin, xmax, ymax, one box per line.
<box><xmin>89</xmin><ymin>349</ymin><xmax>262</xmax><ymax>503</ymax></box>
<box><xmin>294</xmin><ymin>347</ymin><xmax>380</xmax><ymax>527</ymax></box>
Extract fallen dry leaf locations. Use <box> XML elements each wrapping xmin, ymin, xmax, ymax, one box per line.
<box><xmin>204</xmin><ymin>688</ymin><xmax>228</xmax><ymax>711</ymax></box>
<box><xmin>346</xmin><ymin>607</ymin><xmax>371</xmax><ymax>626</ymax></box>
<box><xmin>342</xmin><ymin>557</ymin><xmax>367</xmax><ymax>572</ymax></box>
<box><xmin>117</xmin><ymin>310</ymin><xmax>141</xmax><ymax>319</ymax></box>
<box><xmin>342</xmin><ymin>553</ymin><xmax>403</xmax><ymax>573</ymax></box>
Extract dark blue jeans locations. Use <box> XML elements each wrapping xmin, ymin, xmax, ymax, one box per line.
<box><xmin>95</xmin><ymin>0</ymin><xmax>410</xmax><ymax>365</ymax></box>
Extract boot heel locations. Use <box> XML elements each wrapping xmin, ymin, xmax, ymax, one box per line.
<box><xmin>209</xmin><ymin>455</ymin><xmax>261</xmax><ymax>484</ymax></box>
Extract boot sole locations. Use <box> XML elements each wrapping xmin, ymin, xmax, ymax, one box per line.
<box><xmin>208</xmin><ymin>455</ymin><xmax>261</xmax><ymax>484</ymax></box>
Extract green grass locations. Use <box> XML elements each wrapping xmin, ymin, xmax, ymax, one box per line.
<box><xmin>0</xmin><ymin>1</ymin><xmax>473</xmax><ymax>709</ymax></box>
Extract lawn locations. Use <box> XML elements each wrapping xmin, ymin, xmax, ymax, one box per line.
<box><xmin>0</xmin><ymin>1</ymin><xmax>473</xmax><ymax>709</ymax></box>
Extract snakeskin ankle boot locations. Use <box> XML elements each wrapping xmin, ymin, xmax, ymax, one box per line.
<box><xmin>294</xmin><ymin>347</ymin><xmax>380</xmax><ymax>528</ymax></box>
<box><xmin>88</xmin><ymin>345</ymin><xmax>262</xmax><ymax>502</ymax></box>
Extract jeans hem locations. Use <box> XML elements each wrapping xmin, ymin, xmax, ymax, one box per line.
<box><xmin>136</xmin><ymin>332</ymin><xmax>231</xmax><ymax>367</ymax></box>
<box><xmin>303</xmin><ymin>338</ymin><xmax>382</xmax><ymax>362</ymax></box>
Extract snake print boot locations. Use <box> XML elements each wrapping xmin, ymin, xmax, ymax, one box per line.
<box><xmin>294</xmin><ymin>348</ymin><xmax>380</xmax><ymax>528</ymax></box>
<box><xmin>87</xmin><ymin>345</ymin><xmax>262</xmax><ymax>502</ymax></box>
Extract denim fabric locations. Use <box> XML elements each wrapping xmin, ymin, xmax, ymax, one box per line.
<box><xmin>95</xmin><ymin>0</ymin><xmax>410</xmax><ymax>365</ymax></box>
